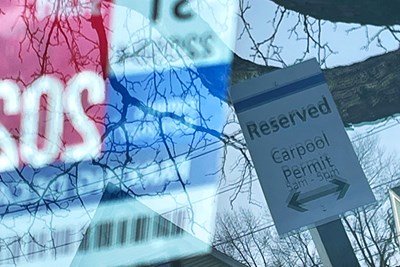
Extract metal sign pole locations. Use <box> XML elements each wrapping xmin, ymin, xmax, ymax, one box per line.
<box><xmin>309</xmin><ymin>218</ymin><xmax>360</xmax><ymax>267</ymax></box>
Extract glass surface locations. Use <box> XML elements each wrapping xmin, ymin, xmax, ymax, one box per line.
<box><xmin>0</xmin><ymin>1</ymin><xmax>237</xmax><ymax>266</ymax></box>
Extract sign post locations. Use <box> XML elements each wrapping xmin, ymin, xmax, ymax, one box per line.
<box><xmin>231</xmin><ymin>59</ymin><xmax>375</xmax><ymax>264</ymax></box>
<box><xmin>310</xmin><ymin>218</ymin><xmax>360</xmax><ymax>266</ymax></box>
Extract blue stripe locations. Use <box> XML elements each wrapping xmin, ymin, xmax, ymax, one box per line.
<box><xmin>234</xmin><ymin>73</ymin><xmax>325</xmax><ymax>113</ymax></box>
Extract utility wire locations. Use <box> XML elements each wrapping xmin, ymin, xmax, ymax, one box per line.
<box><xmin>2</xmin><ymin>117</ymin><xmax>400</xmax><ymax>255</ymax></box>
<box><xmin>1</xmin><ymin>117</ymin><xmax>398</xmax><ymax>217</ymax></box>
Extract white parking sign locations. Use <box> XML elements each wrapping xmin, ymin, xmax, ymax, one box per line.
<box><xmin>231</xmin><ymin>59</ymin><xmax>375</xmax><ymax>235</ymax></box>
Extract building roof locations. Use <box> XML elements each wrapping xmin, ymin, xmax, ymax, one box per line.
<box><xmin>390</xmin><ymin>185</ymin><xmax>400</xmax><ymax>197</ymax></box>
<box><xmin>179</xmin><ymin>248</ymin><xmax>247</xmax><ymax>267</ymax></box>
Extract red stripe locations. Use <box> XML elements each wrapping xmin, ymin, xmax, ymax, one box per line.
<box><xmin>0</xmin><ymin>1</ymin><xmax>111</xmax><ymax>165</ymax></box>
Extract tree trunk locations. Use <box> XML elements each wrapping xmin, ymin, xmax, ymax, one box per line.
<box><xmin>231</xmin><ymin>48</ymin><xmax>400</xmax><ymax>126</ymax></box>
<box><xmin>271</xmin><ymin>0</ymin><xmax>400</xmax><ymax>26</ymax></box>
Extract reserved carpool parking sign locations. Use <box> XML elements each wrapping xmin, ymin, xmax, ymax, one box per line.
<box><xmin>231</xmin><ymin>59</ymin><xmax>375</xmax><ymax>235</ymax></box>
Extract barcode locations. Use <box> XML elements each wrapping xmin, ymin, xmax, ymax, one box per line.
<box><xmin>0</xmin><ymin>228</ymin><xmax>80</xmax><ymax>264</ymax></box>
<box><xmin>81</xmin><ymin>209</ymin><xmax>187</xmax><ymax>252</ymax></box>
<box><xmin>0</xmin><ymin>209</ymin><xmax>187</xmax><ymax>264</ymax></box>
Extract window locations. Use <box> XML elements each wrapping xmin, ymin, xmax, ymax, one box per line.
<box><xmin>95</xmin><ymin>222</ymin><xmax>113</xmax><ymax>249</ymax></box>
<box><xmin>117</xmin><ymin>219</ymin><xmax>128</xmax><ymax>245</ymax></box>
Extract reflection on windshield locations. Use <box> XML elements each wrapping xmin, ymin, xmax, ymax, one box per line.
<box><xmin>0</xmin><ymin>0</ymin><xmax>237</xmax><ymax>266</ymax></box>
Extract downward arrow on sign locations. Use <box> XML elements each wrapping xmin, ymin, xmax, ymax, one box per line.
<box><xmin>287</xmin><ymin>177</ymin><xmax>350</xmax><ymax>212</ymax></box>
